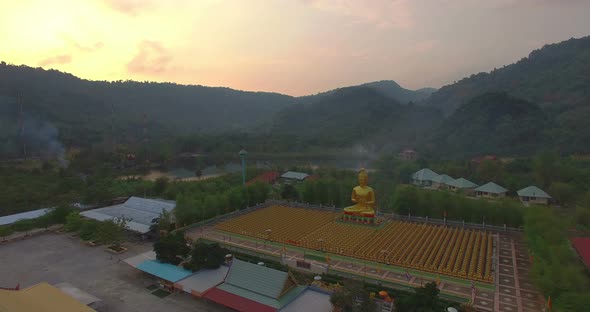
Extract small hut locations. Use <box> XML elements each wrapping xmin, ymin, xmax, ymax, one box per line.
<box><xmin>474</xmin><ymin>182</ymin><xmax>508</xmax><ymax>199</ymax></box>
<box><xmin>517</xmin><ymin>186</ymin><xmax>551</xmax><ymax>205</ymax></box>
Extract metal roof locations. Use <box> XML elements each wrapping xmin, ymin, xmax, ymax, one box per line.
<box><xmin>281</xmin><ymin>289</ymin><xmax>332</xmax><ymax>312</ymax></box>
<box><xmin>80</xmin><ymin>210</ymin><xmax>151</xmax><ymax>234</ymax></box>
<box><xmin>432</xmin><ymin>174</ymin><xmax>454</xmax><ymax>184</ymax></box>
<box><xmin>136</xmin><ymin>260</ymin><xmax>193</xmax><ymax>283</ymax></box>
<box><xmin>225</xmin><ymin>259</ymin><xmax>289</xmax><ymax>299</ymax></box>
<box><xmin>0</xmin><ymin>208</ymin><xmax>51</xmax><ymax>226</ymax></box>
<box><xmin>79</xmin><ymin>197</ymin><xmax>175</xmax><ymax>234</ymax></box>
<box><xmin>54</xmin><ymin>282</ymin><xmax>101</xmax><ymax>306</ymax></box>
<box><xmin>206</xmin><ymin>259</ymin><xmax>306</xmax><ymax>310</ymax></box>
<box><xmin>204</xmin><ymin>287</ymin><xmax>277</xmax><ymax>312</ymax></box>
<box><xmin>123</xmin><ymin>251</ymin><xmax>157</xmax><ymax>268</ymax></box>
<box><xmin>411</xmin><ymin>168</ymin><xmax>439</xmax><ymax>181</ymax></box>
<box><xmin>280</xmin><ymin>171</ymin><xmax>309</xmax><ymax>180</ymax></box>
<box><xmin>447</xmin><ymin>178</ymin><xmax>478</xmax><ymax>189</ymax></box>
<box><xmin>517</xmin><ymin>186</ymin><xmax>551</xmax><ymax>198</ymax></box>
<box><xmin>176</xmin><ymin>266</ymin><xmax>229</xmax><ymax>294</ymax></box>
<box><xmin>0</xmin><ymin>282</ymin><xmax>96</xmax><ymax>312</ymax></box>
<box><xmin>215</xmin><ymin>283</ymin><xmax>306</xmax><ymax>309</ymax></box>
<box><xmin>474</xmin><ymin>182</ymin><xmax>508</xmax><ymax>194</ymax></box>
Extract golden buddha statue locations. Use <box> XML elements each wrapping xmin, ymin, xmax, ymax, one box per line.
<box><xmin>344</xmin><ymin>168</ymin><xmax>375</xmax><ymax>217</ymax></box>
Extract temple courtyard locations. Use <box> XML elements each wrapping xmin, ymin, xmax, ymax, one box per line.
<box><xmin>187</xmin><ymin>205</ymin><xmax>546</xmax><ymax>312</ymax></box>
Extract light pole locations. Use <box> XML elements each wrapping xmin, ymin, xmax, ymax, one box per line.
<box><xmin>239</xmin><ymin>148</ymin><xmax>247</xmax><ymax>186</ymax></box>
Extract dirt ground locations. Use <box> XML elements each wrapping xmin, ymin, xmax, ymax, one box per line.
<box><xmin>0</xmin><ymin>232</ymin><xmax>229</xmax><ymax>312</ymax></box>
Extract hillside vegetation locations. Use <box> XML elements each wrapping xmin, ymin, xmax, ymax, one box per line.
<box><xmin>0</xmin><ymin>62</ymin><xmax>294</xmax><ymax>156</ymax></box>
<box><xmin>2</xmin><ymin>36</ymin><xmax>590</xmax><ymax>159</ymax></box>
<box><xmin>269</xmin><ymin>86</ymin><xmax>442</xmax><ymax>151</ymax></box>
<box><xmin>428</xmin><ymin>92</ymin><xmax>548</xmax><ymax>158</ymax></box>
<box><xmin>426</xmin><ymin>36</ymin><xmax>590</xmax><ymax>114</ymax></box>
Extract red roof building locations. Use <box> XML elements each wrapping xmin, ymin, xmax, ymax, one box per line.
<box><xmin>246</xmin><ymin>171</ymin><xmax>280</xmax><ymax>186</ymax></box>
<box><xmin>204</xmin><ymin>288</ymin><xmax>276</xmax><ymax>312</ymax></box>
<box><xmin>203</xmin><ymin>259</ymin><xmax>306</xmax><ymax>312</ymax></box>
<box><xmin>471</xmin><ymin>155</ymin><xmax>498</xmax><ymax>164</ymax></box>
<box><xmin>398</xmin><ymin>149</ymin><xmax>417</xmax><ymax>161</ymax></box>
<box><xmin>571</xmin><ymin>237</ymin><xmax>590</xmax><ymax>269</ymax></box>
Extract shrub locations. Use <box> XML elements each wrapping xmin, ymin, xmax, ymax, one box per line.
<box><xmin>78</xmin><ymin>219</ymin><xmax>100</xmax><ymax>241</ymax></box>
<box><xmin>64</xmin><ymin>212</ymin><xmax>83</xmax><ymax>232</ymax></box>
<box><xmin>0</xmin><ymin>225</ymin><xmax>14</xmax><ymax>238</ymax></box>
<box><xmin>95</xmin><ymin>217</ymin><xmax>128</xmax><ymax>247</ymax></box>
<box><xmin>12</xmin><ymin>219</ymin><xmax>36</xmax><ymax>232</ymax></box>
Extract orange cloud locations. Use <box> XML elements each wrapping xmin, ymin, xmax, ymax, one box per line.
<box><xmin>127</xmin><ymin>40</ymin><xmax>171</xmax><ymax>74</ymax></box>
<box><xmin>73</xmin><ymin>41</ymin><xmax>105</xmax><ymax>52</ymax></box>
<box><xmin>101</xmin><ymin>0</ymin><xmax>152</xmax><ymax>15</ymax></box>
<box><xmin>301</xmin><ymin>0</ymin><xmax>413</xmax><ymax>29</ymax></box>
<box><xmin>38</xmin><ymin>54</ymin><xmax>72</xmax><ymax>67</ymax></box>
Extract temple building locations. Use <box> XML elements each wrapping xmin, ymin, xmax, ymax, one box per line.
<box><xmin>447</xmin><ymin>178</ymin><xmax>479</xmax><ymax>195</ymax></box>
<box><xmin>411</xmin><ymin>168</ymin><xmax>440</xmax><ymax>187</ymax></box>
<box><xmin>431</xmin><ymin>174</ymin><xmax>455</xmax><ymax>189</ymax></box>
<box><xmin>474</xmin><ymin>182</ymin><xmax>508</xmax><ymax>199</ymax></box>
<box><xmin>517</xmin><ymin>186</ymin><xmax>551</xmax><ymax>205</ymax></box>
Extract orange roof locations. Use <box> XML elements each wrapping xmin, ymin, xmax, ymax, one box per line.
<box><xmin>0</xmin><ymin>282</ymin><xmax>96</xmax><ymax>312</ymax></box>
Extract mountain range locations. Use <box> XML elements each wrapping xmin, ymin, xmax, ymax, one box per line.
<box><xmin>1</xmin><ymin>35</ymin><xmax>589</xmax><ymax>158</ymax></box>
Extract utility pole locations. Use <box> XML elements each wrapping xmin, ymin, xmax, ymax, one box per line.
<box><xmin>143</xmin><ymin>112</ymin><xmax>149</xmax><ymax>168</ymax></box>
<box><xmin>239</xmin><ymin>148</ymin><xmax>247</xmax><ymax>185</ymax></box>
<box><xmin>17</xmin><ymin>92</ymin><xmax>27</xmax><ymax>159</ymax></box>
<box><xmin>110</xmin><ymin>103</ymin><xmax>116</xmax><ymax>152</ymax></box>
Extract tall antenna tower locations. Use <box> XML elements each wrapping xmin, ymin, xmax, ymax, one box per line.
<box><xmin>143</xmin><ymin>112</ymin><xmax>149</xmax><ymax>166</ymax></box>
<box><xmin>110</xmin><ymin>103</ymin><xmax>116</xmax><ymax>152</ymax></box>
<box><xmin>17</xmin><ymin>92</ymin><xmax>27</xmax><ymax>159</ymax></box>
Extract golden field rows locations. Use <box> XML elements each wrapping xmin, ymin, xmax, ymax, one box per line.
<box><xmin>214</xmin><ymin>206</ymin><xmax>494</xmax><ymax>283</ymax></box>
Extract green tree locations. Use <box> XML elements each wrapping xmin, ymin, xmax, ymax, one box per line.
<box><xmin>533</xmin><ymin>151</ymin><xmax>560</xmax><ymax>188</ymax></box>
<box><xmin>153</xmin><ymin>177</ymin><xmax>169</xmax><ymax>195</ymax></box>
<box><xmin>153</xmin><ymin>231</ymin><xmax>190</xmax><ymax>265</ymax></box>
<box><xmin>549</xmin><ymin>182</ymin><xmax>576</xmax><ymax>206</ymax></box>
<box><xmin>476</xmin><ymin>159</ymin><xmax>504</xmax><ymax>184</ymax></box>
<box><xmin>157</xmin><ymin>210</ymin><xmax>173</xmax><ymax>233</ymax></box>
<box><xmin>174</xmin><ymin>193</ymin><xmax>195</xmax><ymax>226</ymax></box>
<box><xmin>281</xmin><ymin>184</ymin><xmax>299</xmax><ymax>201</ymax></box>
<box><xmin>575</xmin><ymin>206</ymin><xmax>590</xmax><ymax>230</ymax></box>
<box><xmin>396</xmin><ymin>282</ymin><xmax>443</xmax><ymax>312</ymax></box>
<box><xmin>184</xmin><ymin>241</ymin><xmax>225</xmax><ymax>271</ymax></box>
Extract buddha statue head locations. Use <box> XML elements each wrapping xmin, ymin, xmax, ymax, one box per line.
<box><xmin>358</xmin><ymin>168</ymin><xmax>368</xmax><ymax>187</ymax></box>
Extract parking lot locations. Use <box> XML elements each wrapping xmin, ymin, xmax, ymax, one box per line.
<box><xmin>0</xmin><ymin>232</ymin><xmax>229</xmax><ymax>312</ymax></box>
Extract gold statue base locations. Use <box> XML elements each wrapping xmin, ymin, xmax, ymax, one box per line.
<box><xmin>343</xmin><ymin>210</ymin><xmax>375</xmax><ymax>218</ymax></box>
<box><xmin>340</xmin><ymin>213</ymin><xmax>381</xmax><ymax>226</ymax></box>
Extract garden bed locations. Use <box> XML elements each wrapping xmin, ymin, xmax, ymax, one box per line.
<box><xmin>105</xmin><ymin>245</ymin><xmax>128</xmax><ymax>254</ymax></box>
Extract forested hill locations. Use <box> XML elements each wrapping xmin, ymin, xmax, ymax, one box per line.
<box><xmin>268</xmin><ymin>86</ymin><xmax>442</xmax><ymax>151</ymax></box>
<box><xmin>427</xmin><ymin>93</ymin><xmax>549</xmax><ymax>158</ymax></box>
<box><xmin>426</xmin><ymin>36</ymin><xmax>590</xmax><ymax>115</ymax></box>
<box><xmin>300</xmin><ymin>80</ymin><xmax>436</xmax><ymax>105</ymax></box>
<box><xmin>0</xmin><ymin>63</ymin><xmax>295</xmax><ymax>154</ymax></box>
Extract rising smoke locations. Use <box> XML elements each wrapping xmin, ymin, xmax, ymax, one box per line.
<box><xmin>23</xmin><ymin>117</ymin><xmax>69</xmax><ymax>167</ymax></box>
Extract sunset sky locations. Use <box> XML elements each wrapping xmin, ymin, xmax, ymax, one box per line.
<box><xmin>1</xmin><ymin>0</ymin><xmax>589</xmax><ymax>96</ymax></box>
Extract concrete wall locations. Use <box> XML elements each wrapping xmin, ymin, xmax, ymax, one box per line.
<box><xmin>282</xmin><ymin>258</ymin><xmax>327</xmax><ymax>275</ymax></box>
<box><xmin>476</xmin><ymin>191</ymin><xmax>506</xmax><ymax>199</ymax></box>
<box><xmin>519</xmin><ymin>197</ymin><xmax>548</xmax><ymax>205</ymax></box>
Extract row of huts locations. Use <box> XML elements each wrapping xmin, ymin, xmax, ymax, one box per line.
<box><xmin>411</xmin><ymin>168</ymin><xmax>552</xmax><ymax>205</ymax></box>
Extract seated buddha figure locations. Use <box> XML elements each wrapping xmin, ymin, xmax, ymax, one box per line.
<box><xmin>344</xmin><ymin>168</ymin><xmax>375</xmax><ymax>217</ymax></box>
